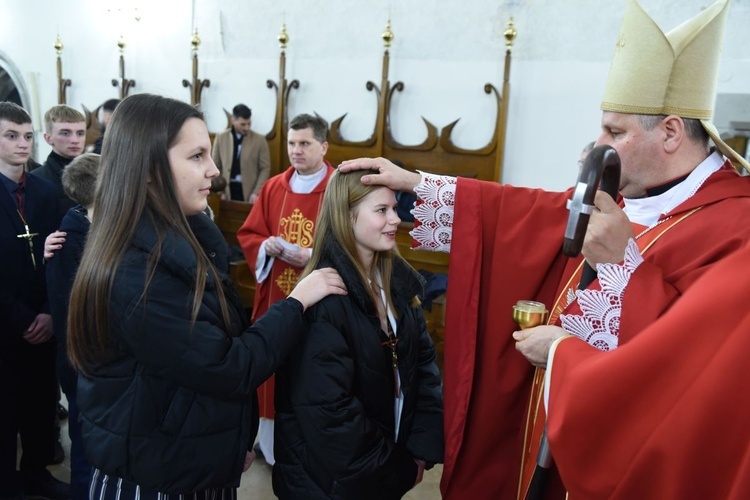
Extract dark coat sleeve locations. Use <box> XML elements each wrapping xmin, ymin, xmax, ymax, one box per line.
<box><xmin>404</xmin><ymin>309</ymin><xmax>444</xmax><ymax>466</ymax></box>
<box><xmin>112</xmin><ymin>261</ymin><xmax>306</xmax><ymax>400</ymax></box>
<box><xmin>0</xmin><ymin>286</ymin><xmax>37</xmax><ymax>343</ymax></box>
<box><xmin>45</xmin><ymin>223</ymin><xmax>87</xmax><ymax>394</ymax></box>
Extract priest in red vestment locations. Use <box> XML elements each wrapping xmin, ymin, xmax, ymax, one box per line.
<box><xmin>237</xmin><ymin>114</ymin><xmax>334</xmax><ymax>465</ymax></box>
<box><xmin>340</xmin><ymin>0</ymin><xmax>750</xmax><ymax>498</ymax></box>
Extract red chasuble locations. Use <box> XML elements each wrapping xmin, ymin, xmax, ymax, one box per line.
<box><xmin>547</xmin><ymin>242</ymin><xmax>750</xmax><ymax>499</ymax></box>
<box><xmin>440</xmin><ymin>163</ymin><xmax>750</xmax><ymax>500</ymax></box>
<box><xmin>237</xmin><ymin>163</ymin><xmax>334</xmax><ymax>417</ymax></box>
<box><xmin>519</xmin><ymin>212</ymin><xmax>703</xmax><ymax>500</ymax></box>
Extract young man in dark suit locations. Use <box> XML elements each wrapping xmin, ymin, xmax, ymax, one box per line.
<box><xmin>0</xmin><ymin>101</ymin><xmax>69</xmax><ymax>500</ymax></box>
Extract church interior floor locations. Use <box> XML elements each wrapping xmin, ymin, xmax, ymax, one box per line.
<box><xmin>40</xmin><ymin>403</ymin><xmax>443</xmax><ymax>499</ymax></box>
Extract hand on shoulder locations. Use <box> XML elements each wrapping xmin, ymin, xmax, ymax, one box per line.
<box><xmin>289</xmin><ymin>267</ymin><xmax>347</xmax><ymax>311</ymax></box>
<box><xmin>44</xmin><ymin>230</ymin><xmax>67</xmax><ymax>260</ymax></box>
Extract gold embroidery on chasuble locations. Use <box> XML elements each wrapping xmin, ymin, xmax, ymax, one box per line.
<box><xmin>274</xmin><ymin>207</ymin><xmax>316</xmax><ymax>296</ymax></box>
<box><xmin>279</xmin><ymin>208</ymin><xmax>315</xmax><ymax>248</ymax></box>
<box><xmin>275</xmin><ymin>268</ymin><xmax>299</xmax><ymax>296</ymax></box>
<box><xmin>547</xmin><ymin>264</ymin><xmax>586</xmax><ymax>328</ymax></box>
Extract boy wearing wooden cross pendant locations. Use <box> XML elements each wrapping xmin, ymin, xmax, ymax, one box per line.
<box><xmin>0</xmin><ymin>102</ymin><xmax>69</xmax><ymax>499</ymax></box>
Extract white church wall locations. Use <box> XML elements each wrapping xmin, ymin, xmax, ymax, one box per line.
<box><xmin>1</xmin><ymin>0</ymin><xmax>747</xmax><ymax>191</ymax></box>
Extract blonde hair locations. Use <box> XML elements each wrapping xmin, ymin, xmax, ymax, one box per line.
<box><xmin>303</xmin><ymin>169</ymin><xmax>404</xmax><ymax>315</ymax></box>
<box><xmin>44</xmin><ymin>105</ymin><xmax>85</xmax><ymax>133</ymax></box>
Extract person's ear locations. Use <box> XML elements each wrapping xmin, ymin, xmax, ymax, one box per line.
<box><xmin>662</xmin><ymin>115</ymin><xmax>684</xmax><ymax>154</ymax></box>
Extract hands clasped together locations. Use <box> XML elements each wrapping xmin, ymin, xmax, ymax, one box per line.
<box><xmin>263</xmin><ymin>236</ymin><xmax>310</xmax><ymax>268</ymax></box>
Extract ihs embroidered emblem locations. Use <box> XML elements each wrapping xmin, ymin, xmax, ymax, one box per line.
<box><xmin>280</xmin><ymin>208</ymin><xmax>314</xmax><ymax>248</ymax></box>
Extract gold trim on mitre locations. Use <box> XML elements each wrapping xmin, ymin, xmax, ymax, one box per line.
<box><xmin>601</xmin><ymin>0</ymin><xmax>748</xmax><ymax>172</ymax></box>
<box><xmin>601</xmin><ymin>0</ymin><xmax>728</xmax><ymax>119</ymax></box>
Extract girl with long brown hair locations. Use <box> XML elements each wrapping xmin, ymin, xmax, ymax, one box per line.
<box><xmin>66</xmin><ymin>93</ymin><xmax>345</xmax><ymax>498</ymax></box>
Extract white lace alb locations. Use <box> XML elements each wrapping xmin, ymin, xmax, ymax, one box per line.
<box><xmin>411</xmin><ymin>172</ymin><xmax>456</xmax><ymax>252</ymax></box>
<box><xmin>410</xmin><ymin>172</ymin><xmax>651</xmax><ymax>353</ymax></box>
<box><xmin>560</xmin><ymin>239</ymin><xmax>644</xmax><ymax>351</ymax></box>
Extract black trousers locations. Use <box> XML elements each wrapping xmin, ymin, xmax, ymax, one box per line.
<box><xmin>0</xmin><ymin>339</ymin><xmax>57</xmax><ymax>494</ymax></box>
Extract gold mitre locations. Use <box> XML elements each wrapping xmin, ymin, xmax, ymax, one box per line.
<box><xmin>601</xmin><ymin>0</ymin><xmax>748</xmax><ymax>171</ymax></box>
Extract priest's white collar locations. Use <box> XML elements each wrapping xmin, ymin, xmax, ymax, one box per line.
<box><xmin>623</xmin><ymin>151</ymin><xmax>723</xmax><ymax>227</ymax></box>
<box><xmin>290</xmin><ymin>165</ymin><xmax>327</xmax><ymax>194</ymax></box>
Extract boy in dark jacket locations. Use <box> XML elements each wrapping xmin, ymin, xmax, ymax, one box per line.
<box><xmin>45</xmin><ymin>152</ymin><xmax>99</xmax><ymax>500</ymax></box>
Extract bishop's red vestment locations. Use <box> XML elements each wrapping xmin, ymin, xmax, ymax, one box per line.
<box><xmin>547</xmin><ymin>239</ymin><xmax>750</xmax><ymax>499</ymax></box>
<box><xmin>429</xmin><ymin>163</ymin><xmax>750</xmax><ymax>499</ymax></box>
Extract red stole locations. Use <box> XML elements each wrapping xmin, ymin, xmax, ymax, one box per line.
<box><xmin>255</xmin><ymin>187</ymin><xmax>327</xmax><ymax>417</ymax></box>
<box><xmin>237</xmin><ymin>164</ymin><xmax>334</xmax><ymax>417</ymax></box>
<box><xmin>257</xmin><ymin>191</ymin><xmax>324</xmax><ymax>314</ymax></box>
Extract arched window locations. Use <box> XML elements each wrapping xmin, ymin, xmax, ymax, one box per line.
<box><xmin>0</xmin><ymin>50</ymin><xmax>38</xmax><ymax>163</ymax></box>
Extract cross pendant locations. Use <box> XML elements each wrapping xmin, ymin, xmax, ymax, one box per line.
<box><xmin>382</xmin><ymin>333</ymin><xmax>400</xmax><ymax>398</ymax></box>
<box><xmin>17</xmin><ymin>222</ymin><xmax>38</xmax><ymax>270</ymax></box>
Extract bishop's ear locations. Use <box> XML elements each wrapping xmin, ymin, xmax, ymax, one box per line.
<box><xmin>661</xmin><ymin>115</ymin><xmax>685</xmax><ymax>154</ymax></box>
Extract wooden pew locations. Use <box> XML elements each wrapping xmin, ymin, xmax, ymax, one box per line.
<box><xmin>396</xmin><ymin>222</ymin><xmax>448</xmax><ymax>370</ymax></box>
<box><xmin>210</xmin><ymin>195</ymin><xmax>256</xmax><ymax>316</ymax></box>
